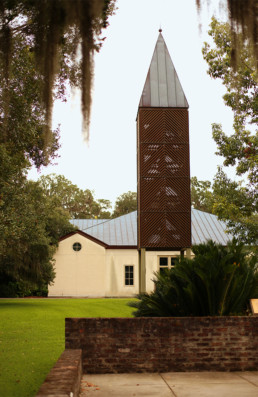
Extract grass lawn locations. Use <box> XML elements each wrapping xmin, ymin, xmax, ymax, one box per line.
<box><xmin>0</xmin><ymin>298</ymin><xmax>135</xmax><ymax>397</ymax></box>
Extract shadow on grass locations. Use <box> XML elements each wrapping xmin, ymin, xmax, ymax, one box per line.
<box><xmin>0</xmin><ymin>299</ymin><xmax>50</xmax><ymax>308</ymax></box>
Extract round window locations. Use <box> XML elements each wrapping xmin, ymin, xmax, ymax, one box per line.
<box><xmin>73</xmin><ymin>242</ymin><xmax>82</xmax><ymax>252</ymax></box>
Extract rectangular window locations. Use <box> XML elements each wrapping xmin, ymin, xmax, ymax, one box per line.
<box><xmin>159</xmin><ymin>256</ymin><xmax>177</xmax><ymax>274</ymax></box>
<box><xmin>125</xmin><ymin>265</ymin><xmax>134</xmax><ymax>286</ymax></box>
<box><xmin>171</xmin><ymin>257</ymin><xmax>177</xmax><ymax>267</ymax></box>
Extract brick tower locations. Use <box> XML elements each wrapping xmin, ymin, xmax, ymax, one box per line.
<box><xmin>137</xmin><ymin>31</ymin><xmax>191</xmax><ymax>288</ymax></box>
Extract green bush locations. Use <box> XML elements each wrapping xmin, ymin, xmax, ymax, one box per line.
<box><xmin>0</xmin><ymin>273</ymin><xmax>48</xmax><ymax>297</ymax></box>
<box><xmin>129</xmin><ymin>240</ymin><xmax>258</xmax><ymax>317</ymax></box>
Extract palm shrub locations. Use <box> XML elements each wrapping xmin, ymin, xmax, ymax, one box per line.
<box><xmin>129</xmin><ymin>240</ymin><xmax>258</xmax><ymax>317</ymax></box>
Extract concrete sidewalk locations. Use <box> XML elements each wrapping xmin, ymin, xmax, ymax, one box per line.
<box><xmin>79</xmin><ymin>371</ymin><xmax>258</xmax><ymax>396</ymax></box>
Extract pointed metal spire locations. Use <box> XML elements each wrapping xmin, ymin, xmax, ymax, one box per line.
<box><xmin>139</xmin><ymin>32</ymin><xmax>188</xmax><ymax>108</ymax></box>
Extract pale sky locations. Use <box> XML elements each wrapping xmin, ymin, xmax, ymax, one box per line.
<box><xmin>28</xmin><ymin>0</ymin><xmax>234</xmax><ymax>207</ymax></box>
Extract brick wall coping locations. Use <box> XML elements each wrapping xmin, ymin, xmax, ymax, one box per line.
<box><xmin>36</xmin><ymin>349</ymin><xmax>82</xmax><ymax>397</ymax></box>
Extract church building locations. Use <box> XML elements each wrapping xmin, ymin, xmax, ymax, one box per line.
<box><xmin>48</xmin><ymin>32</ymin><xmax>231</xmax><ymax>298</ymax></box>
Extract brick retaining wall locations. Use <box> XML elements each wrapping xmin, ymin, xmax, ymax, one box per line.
<box><xmin>36</xmin><ymin>349</ymin><xmax>82</xmax><ymax>396</ymax></box>
<box><xmin>65</xmin><ymin>317</ymin><xmax>258</xmax><ymax>373</ymax></box>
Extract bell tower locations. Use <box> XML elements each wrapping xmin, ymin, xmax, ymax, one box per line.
<box><xmin>137</xmin><ymin>31</ymin><xmax>191</xmax><ymax>275</ymax></box>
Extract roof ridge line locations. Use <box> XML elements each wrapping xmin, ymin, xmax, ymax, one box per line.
<box><xmin>81</xmin><ymin>218</ymin><xmax>113</xmax><ymax>231</ymax></box>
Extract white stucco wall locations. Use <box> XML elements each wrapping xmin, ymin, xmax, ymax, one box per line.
<box><xmin>105</xmin><ymin>249</ymin><xmax>139</xmax><ymax>297</ymax></box>
<box><xmin>48</xmin><ymin>233</ymin><xmax>106</xmax><ymax>297</ymax></box>
<box><xmin>145</xmin><ymin>250</ymin><xmax>182</xmax><ymax>293</ymax></box>
<box><xmin>49</xmin><ymin>233</ymin><xmax>193</xmax><ymax>297</ymax></box>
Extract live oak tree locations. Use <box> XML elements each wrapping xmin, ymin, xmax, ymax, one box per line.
<box><xmin>196</xmin><ymin>0</ymin><xmax>257</xmax><ymax>68</ymax></box>
<box><xmin>112</xmin><ymin>191</ymin><xmax>137</xmax><ymax>218</ymax></box>
<box><xmin>0</xmin><ymin>171</ymin><xmax>75</xmax><ymax>297</ymax></box>
<box><xmin>39</xmin><ymin>174</ymin><xmax>112</xmax><ymax>219</ymax></box>
<box><xmin>212</xmin><ymin>168</ymin><xmax>257</xmax><ymax>246</ymax></box>
<box><xmin>0</xmin><ymin>32</ymin><xmax>60</xmax><ymax>170</ymax></box>
<box><xmin>38</xmin><ymin>178</ymin><xmax>137</xmax><ymax>219</ymax></box>
<box><xmin>0</xmin><ymin>0</ymin><xmax>116</xmax><ymax>139</ymax></box>
<box><xmin>0</xmin><ymin>169</ymin><xmax>115</xmax><ymax>296</ymax></box>
<box><xmin>0</xmin><ymin>1</ymin><xmax>256</xmax><ymax>142</ymax></box>
<box><xmin>0</xmin><ymin>13</ymin><xmax>114</xmax><ymax>295</ymax></box>
<box><xmin>0</xmin><ymin>31</ymin><xmax>74</xmax><ymax>296</ymax></box>
<box><xmin>202</xmin><ymin>18</ymin><xmax>257</xmax><ymax>244</ymax></box>
<box><xmin>203</xmin><ymin>18</ymin><xmax>257</xmax><ymax>185</ymax></box>
<box><xmin>191</xmin><ymin>173</ymin><xmax>257</xmax><ymax>245</ymax></box>
<box><xmin>190</xmin><ymin>177</ymin><xmax>214</xmax><ymax>213</ymax></box>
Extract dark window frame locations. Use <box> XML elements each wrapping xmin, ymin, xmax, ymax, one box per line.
<box><xmin>73</xmin><ymin>242</ymin><xmax>82</xmax><ymax>252</ymax></box>
<box><xmin>159</xmin><ymin>255</ymin><xmax>177</xmax><ymax>273</ymax></box>
<box><xmin>124</xmin><ymin>265</ymin><xmax>134</xmax><ymax>286</ymax></box>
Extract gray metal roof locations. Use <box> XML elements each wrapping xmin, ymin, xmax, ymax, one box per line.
<box><xmin>191</xmin><ymin>209</ymin><xmax>232</xmax><ymax>245</ymax></box>
<box><xmin>80</xmin><ymin>212</ymin><xmax>137</xmax><ymax>246</ymax></box>
<box><xmin>70</xmin><ymin>209</ymin><xmax>232</xmax><ymax>247</ymax></box>
<box><xmin>139</xmin><ymin>32</ymin><xmax>188</xmax><ymax>108</ymax></box>
<box><xmin>70</xmin><ymin>218</ymin><xmax>107</xmax><ymax>230</ymax></box>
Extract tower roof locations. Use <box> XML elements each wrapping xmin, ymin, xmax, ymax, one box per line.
<box><xmin>139</xmin><ymin>32</ymin><xmax>188</xmax><ymax>108</ymax></box>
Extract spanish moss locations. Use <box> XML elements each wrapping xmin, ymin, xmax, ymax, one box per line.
<box><xmin>0</xmin><ymin>0</ymin><xmax>116</xmax><ymax>142</ymax></box>
<box><xmin>196</xmin><ymin>0</ymin><xmax>258</xmax><ymax>68</ymax></box>
<box><xmin>0</xmin><ymin>1</ymin><xmax>256</xmax><ymax>144</ymax></box>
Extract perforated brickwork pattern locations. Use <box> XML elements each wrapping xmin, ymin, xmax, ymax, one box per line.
<box><xmin>140</xmin><ymin>143</ymin><xmax>189</xmax><ymax>177</ymax></box>
<box><xmin>137</xmin><ymin>108</ymin><xmax>191</xmax><ymax>249</ymax></box>
<box><xmin>140</xmin><ymin>212</ymin><xmax>191</xmax><ymax>248</ymax></box>
<box><xmin>140</xmin><ymin>177</ymin><xmax>190</xmax><ymax>212</ymax></box>
<box><xmin>139</xmin><ymin>108</ymin><xmax>189</xmax><ymax>143</ymax></box>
